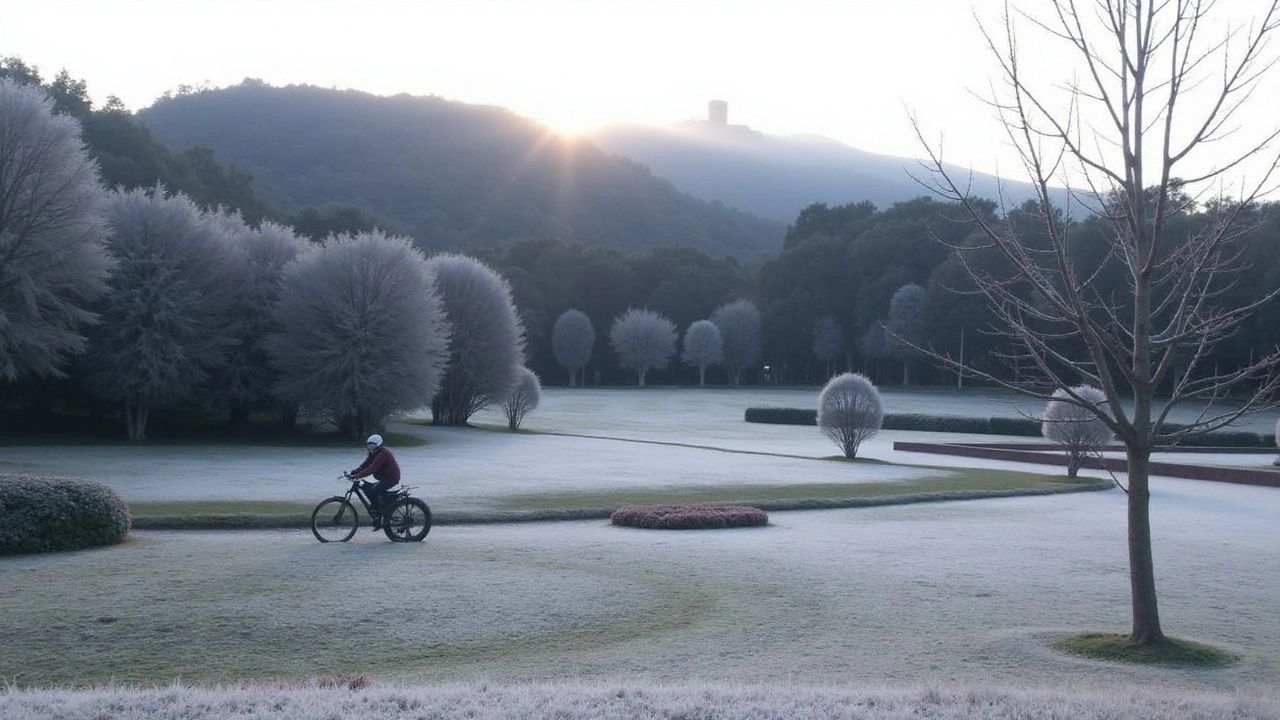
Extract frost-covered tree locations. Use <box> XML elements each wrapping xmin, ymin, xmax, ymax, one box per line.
<box><xmin>427</xmin><ymin>253</ymin><xmax>525</xmax><ymax>426</ymax></box>
<box><xmin>0</xmin><ymin>78</ymin><xmax>112</xmax><ymax>381</ymax></box>
<box><xmin>266</xmin><ymin>231</ymin><xmax>449</xmax><ymax>438</ymax></box>
<box><xmin>884</xmin><ymin>282</ymin><xmax>926</xmax><ymax>385</ymax></box>
<box><xmin>551</xmin><ymin>308</ymin><xmax>594</xmax><ymax>387</ymax></box>
<box><xmin>681</xmin><ymin>319</ymin><xmax>723</xmax><ymax>386</ymax></box>
<box><xmin>501</xmin><ymin>366</ymin><xmax>541</xmax><ymax>431</ymax></box>
<box><xmin>84</xmin><ymin>186</ymin><xmax>240</xmax><ymax>440</ymax></box>
<box><xmin>210</xmin><ymin>217</ymin><xmax>313</xmax><ymax>426</ymax></box>
<box><xmin>610</xmin><ymin>308</ymin><xmax>676</xmax><ymax>387</ymax></box>
<box><xmin>812</xmin><ymin>315</ymin><xmax>845</xmax><ymax>378</ymax></box>
<box><xmin>817</xmin><ymin>372</ymin><xmax>884</xmax><ymax>459</ymax></box>
<box><xmin>710</xmin><ymin>299</ymin><xmax>761</xmax><ymax>386</ymax></box>
<box><xmin>1042</xmin><ymin>385</ymin><xmax>1113</xmax><ymax>478</ymax></box>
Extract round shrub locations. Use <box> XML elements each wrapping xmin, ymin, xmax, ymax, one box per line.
<box><xmin>0</xmin><ymin>474</ymin><xmax>131</xmax><ymax>555</ymax></box>
<box><xmin>611</xmin><ymin>504</ymin><xmax>768</xmax><ymax>530</ymax></box>
<box><xmin>817</xmin><ymin>372</ymin><xmax>884</xmax><ymax>458</ymax></box>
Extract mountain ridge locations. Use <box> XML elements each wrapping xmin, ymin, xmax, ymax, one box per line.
<box><xmin>138</xmin><ymin>83</ymin><xmax>786</xmax><ymax>259</ymax></box>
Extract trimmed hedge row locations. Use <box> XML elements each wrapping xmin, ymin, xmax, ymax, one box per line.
<box><xmin>0</xmin><ymin>474</ymin><xmax>131</xmax><ymax>555</ymax></box>
<box><xmin>745</xmin><ymin>407</ymin><xmax>1041</xmax><ymax>436</ymax></box>
<box><xmin>611</xmin><ymin>504</ymin><xmax>769</xmax><ymax>530</ymax></box>
<box><xmin>744</xmin><ymin>407</ymin><xmax>1276</xmax><ymax>447</ymax></box>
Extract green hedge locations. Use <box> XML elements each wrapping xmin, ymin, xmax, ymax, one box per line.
<box><xmin>0</xmin><ymin>474</ymin><xmax>131</xmax><ymax>555</ymax></box>
<box><xmin>744</xmin><ymin>407</ymin><xmax>1275</xmax><ymax>446</ymax></box>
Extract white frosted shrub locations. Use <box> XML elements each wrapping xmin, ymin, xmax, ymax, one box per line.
<box><xmin>817</xmin><ymin>372</ymin><xmax>883</xmax><ymax>458</ymax></box>
<box><xmin>551</xmin><ymin>309</ymin><xmax>594</xmax><ymax>387</ymax></box>
<box><xmin>681</xmin><ymin>319</ymin><xmax>723</xmax><ymax>386</ymax></box>
<box><xmin>426</xmin><ymin>254</ymin><xmax>526</xmax><ymax>425</ymax></box>
<box><xmin>0</xmin><ymin>79</ymin><xmax>113</xmax><ymax>381</ymax></box>
<box><xmin>610</xmin><ymin>308</ymin><xmax>676</xmax><ymax>387</ymax></box>
<box><xmin>1042</xmin><ymin>385</ymin><xmax>1112</xmax><ymax>477</ymax></box>
<box><xmin>208</xmin><ymin>217</ymin><xmax>313</xmax><ymax>423</ymax></box>
<box><xmin>266</xmin><ymin>231</ymin><xmax>449</xmax><ymax>437</ymax></box>
<box><xmin>710</xmin><ymin>299</ymin><xmax>762</xmax><ymax>386</ymax></box>
<box><xmin>85</xmin><ymin>186</ymin><xmax>241</xmax><ymax>440</ymax></box>
<box><xmin>501</xmin><ymin>367</ymin><xmax>541</xmax><ymax>431</ymax></box>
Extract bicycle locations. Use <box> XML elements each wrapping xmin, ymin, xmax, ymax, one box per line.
<box><xmin>310</xmin><ymin>473</ymin><xmax>432</xmax><ymax>543</ymax></box>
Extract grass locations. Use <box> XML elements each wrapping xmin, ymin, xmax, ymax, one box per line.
<box><xmin>492</xmin><ymin>467</ymin><xmax>1108</xmax><ymax>512</ymax></box>
<box><xmin>119</xmin><ymin>467</ymin><xmax>1109</xmax><ymax>528</ymax></box>
<box><xmin>3</xmin><ymin>681</ymin><xmax>1278</xmax><ymax>720</ymax></box>
<box><xmin>1052</xmin><ymin>633</ymin><xmax>1238</xmax><ymax>667</ymax></box>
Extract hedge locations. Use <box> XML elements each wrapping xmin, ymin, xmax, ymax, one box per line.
<box><xmin>0</xmin><ymin>474</ymin><xmax>131</xmax><ymax>555</ymax></box>
<box><xmin>744</xmin><ymin>407</ymin><xmax>1275</xmax><ymax>447</ymax></box>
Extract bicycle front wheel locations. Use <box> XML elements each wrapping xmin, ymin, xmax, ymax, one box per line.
<box><xmin>383</xmin><ymin>498</ymin><xmax>431</xmax><ymax>542</ymax></box>
<box><xmin>311</xmin><ymin>497</ymin><xmax>358</xmax><ymax>543</ymax></box>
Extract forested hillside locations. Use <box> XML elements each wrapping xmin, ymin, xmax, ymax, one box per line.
<box><xmin>139</xmin><ymin>82</ymin><xmax>785</xmax><ymax>258</ymax></box>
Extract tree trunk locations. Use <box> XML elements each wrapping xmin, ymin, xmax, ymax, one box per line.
<box><xmin>1126</xmin><ymin>448</ymin><xmax>1165</xmax><ymax>645</ymax></box>
<box><xmin>698</xmin><ymin>366</ymin><xmax>706</xmax><ymax>386</ymax></box>
<box><xmin>1066</xmin><ymin>452</ymin><xmax>1081</xmax><ymax>478</ymax></box>
<box><xmin>637</xmin><ymin>369</ymin><xmax>647</xmax><ymax>387</ymax></box>
<box><xmin>125</xmin><ymin>402</ymin><xmax>148</xmax><ymax>441</ymax></box>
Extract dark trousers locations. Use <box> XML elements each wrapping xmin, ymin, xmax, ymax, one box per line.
<box><xmin>362</xmin><ymin>479</ymin><xmax>398</xmax><ymax>516</ymax></box>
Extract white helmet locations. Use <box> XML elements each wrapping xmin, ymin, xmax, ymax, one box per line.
<box><xmin>365</xmin><ymin>433</ymin><xmax>383</xmax><ymax>447</ymax></box>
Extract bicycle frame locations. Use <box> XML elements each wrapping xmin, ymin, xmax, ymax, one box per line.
<box><xmin>340</xmin><ymin>476</ymin><xmax>410</xmax><ymax>518</ymax></box>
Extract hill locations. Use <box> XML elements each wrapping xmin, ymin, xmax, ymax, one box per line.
<box><xmin>588</xmin><ymin>113</ymin><xmax>1055</xmax><ymax>222</ymax></box>
<box><xmin>138</xmin><ymin>82</ymin><xmax>785</xmax><ymax>258</ymax></box>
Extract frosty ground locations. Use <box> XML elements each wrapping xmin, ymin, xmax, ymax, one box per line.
<box><xmin>1</xmin><ymin>387</ymin><xmax>1278</xmax><ymax>717</ymax></box>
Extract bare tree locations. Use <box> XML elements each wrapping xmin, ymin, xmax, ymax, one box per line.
<box><xmin>817</xmin><ymin>372</ymin><xmax>883</xmax><ymax>459</ymax></box>
<box><xmin>0</xmin><ymin>79</ymin><xmax>112</xmax><ymax>382</ymax></box>
<box><xmin>266</xmin><ymin>231</ymin><xmax>449</xmax><ymax>438</ymax></box>
<box><xmin>915</xmin><ymin>0</ymin><xmax>1280</xmax><ymax>644</ymax></box>
<box><xmin>427</xmin><ymin>253</ymin><xmax>525</xmax><ymax>426</ymax></box>
<box><xmin>1043</xmin><ymin>385</ymin><xmax>1113</xmax><ymax>477</ymax></box>
<box><xmin>710</xmin><ymin>299</ymin><xmax>762</xmax><ymax>386</ymax></box>
<box><xmin>681</xmin><ymin>319</ymin><xmax>723</xmax><ymax>386</ymax></box>
<box><xmin>501</xmin><ymin>366</ymin><xmax>541</xmax><ymax>431</ymax></box>
<box><xmin>84</xmin><ymin>186</ymin><xmax>240</xmax><ymax>440</ymax></box>
<box><xmin>551</xmin><ymin>309</ymin><xmax>595</xmax><ymax>387</ymax></box>
<box><xmin>610</xmin><ymin>308</ymin><xmax>676</xmax><ymax>387</ymax></box>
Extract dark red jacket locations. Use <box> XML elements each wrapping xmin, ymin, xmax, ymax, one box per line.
<box><xmin>351</xmin><ymin>446</ymin><xmax>400</xmax><ymax>484</ymax></box>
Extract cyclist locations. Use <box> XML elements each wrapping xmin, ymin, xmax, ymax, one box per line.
<box><xmin>348</xmin><ymin>433</ymin><xmax>400</xmax><ymax>528</ymax></box>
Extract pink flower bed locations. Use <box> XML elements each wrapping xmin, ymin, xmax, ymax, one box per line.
<box><xmin>610</xmin><ymin>504</ymin><xmax>769</xmax><ymax>530</ymax></box>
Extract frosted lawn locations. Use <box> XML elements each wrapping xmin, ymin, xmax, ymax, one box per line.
<box><xmin>2</xmin><ymin>387</ymin><xmax>1279</xmax><ymax>716</ymax></box>
<box><xmin>2</xmin><ymin>387</ymin><xmax>1274</xmax><ymax>510</ymax></box>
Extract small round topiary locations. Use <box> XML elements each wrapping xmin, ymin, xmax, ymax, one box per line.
<box><xmin>0</xmin><ymin>474</ymin><xmax>131</xmax><ymax>555</ymax></box>
<box><xmin>611</xmin><ymin>504</ymin><xmax>769</xmax><ymax>530</ymax></box>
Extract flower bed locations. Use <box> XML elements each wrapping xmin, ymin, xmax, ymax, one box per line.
<box><xmin>610</xmin><ymin>504</ymin><xmax>768</xmax><ymax>530</ymax></box>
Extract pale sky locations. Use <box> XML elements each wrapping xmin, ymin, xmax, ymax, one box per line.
<box><xmin>3</xmin><ymin>0</ymin><xmax>1278</xmax><ymax>190</ymax></box>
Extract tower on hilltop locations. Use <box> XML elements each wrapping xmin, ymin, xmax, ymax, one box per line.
<box><xmin>708</xmin><ymin>100</ymin><xmax>728</xmax><ymax>126</ymax></box>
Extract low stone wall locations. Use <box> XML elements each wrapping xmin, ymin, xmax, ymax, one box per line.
<box><xmin>892</xmin><ymin>441</ymin><xmax>1280</xmax><ymax>488</ymax></box>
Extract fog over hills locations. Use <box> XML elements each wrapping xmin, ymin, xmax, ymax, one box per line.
<box><xmin>138</xmin><ymin>84</ymin><xmax>785</xmax><ymax>259</ymax></box>
<box><xmin>589</xmin><ymin>102</ymin><xmax>1052</xmax><ymax>222</ymax></box>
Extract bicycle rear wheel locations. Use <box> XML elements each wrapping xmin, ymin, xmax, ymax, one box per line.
<box><xmin>383</xmin><ymin>498</ymin><xmax>431</xmax><ymax>542</ymax></box>
<box><xmin>311</xmin><ymin>497</ymin><xmax>358</xmax><ymax>543</ymax></box>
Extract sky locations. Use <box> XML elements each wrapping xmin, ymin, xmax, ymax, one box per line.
<box><xmin>3</xmin><ymin>0</ymin><xmax>1278</xmax><ymax>190</ymax></box>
